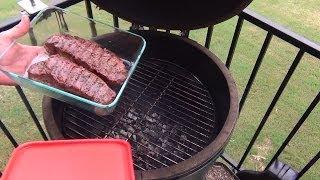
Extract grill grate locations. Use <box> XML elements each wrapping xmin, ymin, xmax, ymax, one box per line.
<box><xmin>62</xmin><ymin>57</ymin><xmax>219</xmax><ymax>170</ymax></box>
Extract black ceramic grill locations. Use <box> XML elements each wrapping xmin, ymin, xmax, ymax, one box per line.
<box><xmin>43</xmin><ymin>31</ymin><xmax>239</xmax><ymax>179</ymax></box>
<box><xmin>41</xmin><ymin>0</ymin><xmax>254</xmax><ymax>175</ymax></box>
<box><xmin>61</xmin><ymin>57</ymin><xmax>219</xmax><ymax>170</ymax></box>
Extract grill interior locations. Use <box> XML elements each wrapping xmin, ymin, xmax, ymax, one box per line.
<box><xmin>61</xmin><ymin>57</ymin><xmax>219</xmax><ymax>170</ymax></box>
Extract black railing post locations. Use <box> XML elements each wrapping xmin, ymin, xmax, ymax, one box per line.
<box><xmin>205</xmin><ymin>25</ymin><xmax>214</xmax><ymax>49</ymax></box>
<box><xmin>84</xmin><ymin>0</ymin><xmax>97</xmax><ymax>37</ymax></box>
<box><xmin>84</xmin><ymin>0</ymin><xmax>93</xmax><ymax>19</ymax></box>
<box><xmin>62</xmin><ymin>14</ymin><xmax>69</xmax><ymax>32</ymax></box>
<box><xmin>88</xmin><ymin>21</ymin><xmax>97</xmax><ymax>37</ymax></box>
<box><xmin>226</xmin><ymin>17</ymin><xmax>244</xmax><ymax>68</ymax></box>
<box><xmin>15</xmin><ymin>86</ymin><xmax>48</xmax><ymax>140</ymax></box>
<box><xmin>28</xmin><ymin>28</ymin><xmax>37</xmax><ymax>45</ymax></box>
<box><xmin>298</xmin><ymin>151</ymin><xmax>320</xmax><ymax>178</ymax></box>
<box><xmin>237</xmin><ymin>49</ymin><xmax>305</xmax><ymax>169</ymax></box>
<box><xmin>221</xmin><ymin>153</ymin><xmax>241</xmax><ymax>171</ymax></box>
<box><xmin>0</xmin><ymin>120</ymin><xmax>18</xmax><ymax>148</ymax></box>
<box><xmin>113</xmin><ymin>15</ymin><xmax>119</xmax><ymax>28</ymax></box>
<box><xmin>266</xmin><ymin>92</ymin><xmax>320</xmax><ymax>169</ymax></box>
<box><xmin>239</xmin><ymin>32</ymin><xmax>273</xmax><ymax>112</ymax></box>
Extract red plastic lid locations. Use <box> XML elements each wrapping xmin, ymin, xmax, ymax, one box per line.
<box><xmin>1</xmin><ymin>139</ymin><xmax>135</xmax><ymax>180</ymax></box>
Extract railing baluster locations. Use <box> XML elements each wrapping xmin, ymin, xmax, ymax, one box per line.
<box><xmin>15</xmin><ymin>86</ymin><xmax>48</xmax><ymax>140</ymax></box>
<box><xmin>266</xmin><ymin>92</ymin><xmax>320</xmax><ymax>169</ymax></box>
<box><xmin>205</xmin><ymin>25</ymin><xmax>214</xmax><ymax>49</ymax></box>
<box><xmin>16</xmin><ymin>29</ymin><xmax>47</xmax><ymax>140</ymax></box>
<box><xmin>88</xmin><ymin>21</ymin><xmax>97</xmax><ymax>37</ymax></box>
<box><xmin>84</xmin><ymin>0</ymin><xmax>97</xmax><ymax>37</ymax></box>
<box><xmin>298</xmin><ymin>151</ymin><xmax>320</xmax><ymax>178</ymax></box>
<box><xmin>84</xmin><ymin>0</ymin><xmax>93</xmax><ymax>19</ymax></box>
<box><xmin>113</xmin><ymin>15</ymin><xmax>119</xmax><ymax>28</ymax></box>
<box><xmin>237</xmin><ymin>49</ymin><xmax>305</xmax><ymax>169</ymax></box>
<box><xmin>0</xmin><ymin>120</ymin><xmax>18</xmax><ymax>148</ymax></box>
<box><xmin>220</xmin><ymin>153</ymin><xmax>241</xmax><ymax>171</ymax></box>
<box><xmin>226</xmin><ymin>17</ymin><xmax>244</xmax><ymax>69</ymax></box>
<box><xmin>239</xmin><ymin>32</ymin><xmax>273</xmax><ymax>112</ymax></box>
<box><xmin>28</xmin><ymin>28</ymin><xmax>37</xmax><ymax>45</ymax></box>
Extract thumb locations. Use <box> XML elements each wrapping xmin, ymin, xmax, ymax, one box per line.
<box><xmin>2</xmin><ymin>15</ymin><xmax>30</xmax><ymax>40</ymax></box>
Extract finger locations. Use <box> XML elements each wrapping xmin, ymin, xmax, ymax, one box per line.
<box><xmin>2</xmin><ymin>15</ymin><xmax>30</xmax><ymax>40</ymax></box>
<box><xmin>20</xmin><ymin>45</ymin><xmax>46</xmax><ymax>65</ymax></box>
<box><xmin>21</xmin><ymin>45</ymin><xmax>46</xmax><ymax>54</ymax></box>
<box><xmin>0</xmin><ymin>71</ymin><xmax>16</xmax><ymax>86</ymax></box>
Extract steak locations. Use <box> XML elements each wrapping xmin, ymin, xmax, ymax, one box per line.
<box><xmin>44</xmin><ymin>34</ymin><xmax>127</xmax><ymax>85</ymax></box>
<box><xmin>28</xmin><ymin>55</ymin><xmax>116</xmax><ymax>104</ymax></box>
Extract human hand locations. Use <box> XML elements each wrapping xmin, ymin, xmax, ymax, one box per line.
<box><xmin>0</xmin><ymin>15</ymin><xmax>45</xmax><ymax>86</ymax></box>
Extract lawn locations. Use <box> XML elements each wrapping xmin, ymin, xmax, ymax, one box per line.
<box><xmin>0</xmin><ymin>0</ymin><xmax>319</xmax><ymax>179</ymax></box>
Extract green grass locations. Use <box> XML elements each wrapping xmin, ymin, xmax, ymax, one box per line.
<box><xmin>0</xmin><ymin>1</ymin><xmax>319</xmax><ymax>179</ymax></box>
<box><xmin>0</xmin><ymin>1</ymin><xmax>19</xmax><ymax>21</ymax></box>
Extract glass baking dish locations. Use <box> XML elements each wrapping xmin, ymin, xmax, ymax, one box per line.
<box><xmin>1</xmin><ymin>7</ymin><xmax>146</xmax><ymax>115</ymax></box>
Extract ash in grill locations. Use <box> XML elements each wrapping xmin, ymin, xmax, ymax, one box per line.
<box><xmin>62</xmin><ymin>58</ymin><xmax>218</xmax><ymax>170</ymax></box>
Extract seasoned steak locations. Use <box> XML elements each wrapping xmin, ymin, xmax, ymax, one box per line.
<box><xmin>44</xmin><ymin>34</ymin><xmax>127</xmax><ymax>85</ymax></box>
<box><xmin>28</xmin><ymin>55</ymin><xmax>116</xmax><ymax>104</ymax></box>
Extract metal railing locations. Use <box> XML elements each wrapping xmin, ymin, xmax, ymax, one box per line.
<box><xmin>221</xmin><ymin>9</ymin><xmax>320</xmax><ymax>178</ymax></box>
<box><xmin>0</xmin><ymin>0</ymin><xmax>319</xmax><ymax>178</ymax></box>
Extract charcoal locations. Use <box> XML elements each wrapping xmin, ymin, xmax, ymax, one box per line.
<box><xmin>132</xmin><ymin>134</ymin><xmax>137</xmax><ymax>141</ymax></box>
<box><xmin>177</xmin><ymin>145</ymin><xmax>183</xmax><ymax>151</ymax></box>
<box><xmin>128</xmin><ymin>126</ymin><xmax>135</xmax><ymax>133</ymax></box>
<box><xmin>141</xmin><ymin>139</ymin><xmax>148</xmax><ymax>145</ymax></box>
<box><xmin>146</xmin><ymin>115</ymin><xmax>157</xmax><ymax>123</ymax></box>
<box><xmin>120</xmin><ymin>129</ymin><xmax>128</xmax><ymax>136</ymax></box>
<box><xmin>127</xmin><ymin>112</ymin><xmax>138</xmax><ymax>121</ymax></box>
<box><xmin>103</xmin><ymin>108</ymin><xmax>203</xmax><ymax>170</ymax></box>
<box><xmin>180</xmin><ymin>134</ymin><xmax>187</xmax><ymax>141</ymax></box>
<box><xmin>59</xmin><ymin>56</ymin><xmax>221</xmax><ymax>171</ymax></box>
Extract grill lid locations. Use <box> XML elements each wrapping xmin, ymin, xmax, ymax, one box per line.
<box><xmin>91</xmin><ymin>0</ymin><xmax>252</xmax><ymax>29</ymax></box>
